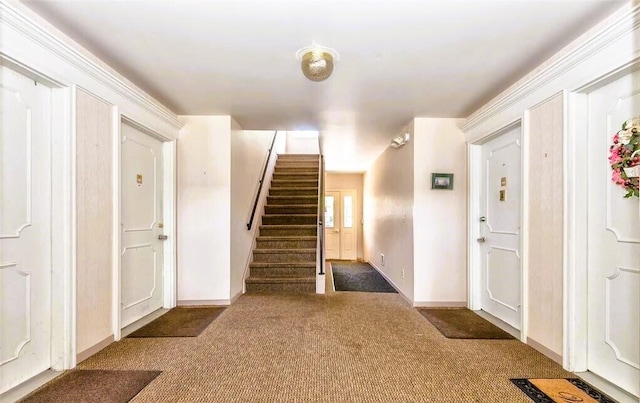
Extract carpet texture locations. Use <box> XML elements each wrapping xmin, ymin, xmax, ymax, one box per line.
<box><xmin>511</xmin><ymin>378</ymin><xmax>617</xmax><ymax>403</ymax></box>
<box><xmin>68</xmin><ymin>293</ymin><xmax>570</xmax><ymax>402</ymax></box>
<box><xmin>417</xmin><ymin>308</ymin><xmax>515</xmax><ymax>339</ymax></box>
<box><xmin>128</xmin><ymin>307</ymin><xmax>225</xmax><ymax>338</ymax></box>
<box><xmin>331</xmin><ymin>261</ymin><xmax>397</xmax><ymax>293</ymax></box>
<box><xmin>19</xmin><ymin>370</ymin><xmax>161</xmax><ymax>403</ymax></box>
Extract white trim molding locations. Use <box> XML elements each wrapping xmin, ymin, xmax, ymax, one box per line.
<box><xmin>0</xmin><ymin>0</ymin><xmax>183</xmax><ymax>134</ymax></box>
<box><xmin>462</xmin><ymin>2</ymin><xmax>640</xmax><ymax>135</ymax></box>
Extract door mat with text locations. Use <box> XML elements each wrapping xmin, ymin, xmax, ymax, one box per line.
<box><xmin>511</xmin><ymin>378</ymin><xmax>617</xmax><ymax>403</ymax></box>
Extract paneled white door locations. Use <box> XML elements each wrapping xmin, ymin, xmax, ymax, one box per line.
<box><xmin>324</xmin><ymin>190</ymin><xmax>357</xmax><ymax>260</ymax></box>
<box><xmin>479</xmin><ymin>127</ymin><xmax>522</xmax><ymax>330</ymax></box>
<box><xmin>586</xmin><ymin>71</ymin><xmax>639</xmax><ymax>397</ymax></box>
<box><xmin>0</xmin><ymin>65</ymin><xmax>52</xmax><ymax>393</ymax></box>
<box><xmin>121</xmin><ymin>122</ymin><xmax>164</xmax><ymax>328</ymax></box>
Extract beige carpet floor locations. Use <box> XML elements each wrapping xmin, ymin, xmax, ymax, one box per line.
<box><xmin>77</xmin><ymin>292</ymin><xmax>569</xmax><ymax>402</ymax></box>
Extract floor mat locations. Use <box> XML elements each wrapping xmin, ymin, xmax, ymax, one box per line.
<box><xmin>417</xmin><ymin>308</ymin><xmax>514</xmax><ymax>339</ymax></box>
<box><xmin>128</xmin><ymin>307</ymin><xmax>225</xmax><ymax>337</ymax></box>
<box><xmin>511</xmin><ymin>378</ymin><xmax>617</xmax><ymax>403</ymax></box>
<box><xmin>19</xmin><ymin>370</ymin><xmax>161</xmax><ymax>403</ymax></box>
<box><xmin>331</xmin><ymin>261</ymin><xmax>397</xmax><ymax>293</ymax></box>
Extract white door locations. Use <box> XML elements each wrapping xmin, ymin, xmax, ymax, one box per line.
<box><xmin>0</xmin><ymin>66</ymin><xmax>52</xmax><ymax>393</ymax></box>
<box><xmin>479</xmin><ymin>127</ymin><xmax>522</xmax><ymax>330</ymax></box>
<box><xmin>324</xmin><ymin>190</ymin><xmax>357</xmax><ymax>260</ymax></box>
<box><xmin>586</xmin><ymin>71</ymin><xmax>639</xmax><ymax>397</ymax></box>
<box><xmin>120</xmin><ymin>122</ymin><xmax>164</xmax><ymax>328</ymax></box>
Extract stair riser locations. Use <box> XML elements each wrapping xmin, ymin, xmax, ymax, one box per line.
<box><xmin>262</xmin><ymin>216</ymin><xmax>317</xmax><ymax>225</ymax></box>
<box><xmin>274</xmin><ymin>167</ymin><xmax>318</xmax><ymax>173</ymax></box>
<box><xmin>249</xmin><ymin>266</ymin><xmax>316</xmax><ymax>278</ymax></box>
<box><xmin>253</xmin><ymin>252</ymin><xmax>316</xmax><ymax>263</ymax></box>
<box><xmin>267</xmin><ymin>197</ymin><xmax>318</xmax><ymax>205</ymax></box>
<box><xmin>245</xmin><ymin>282</ymin><xmax>316</xmax><ymax>294</ymax></box>
<box><xmin>264</xmin><ymin>206</ymin><xmax>317</xmax><ymax>214</ymax></box>
<box><xmin>256</xmin><ymin>239</ymin><xmax>317</xmax><ymax>249</ymax></box>
<box><xmin>276</xmin><ymin>162</ymin><xmax>319</xmax><ymax>167</ymax></box>
<box><xmin>259</xmin><ymin>227</ymin><xmax>316</xmax><ymax>236</ymax></box>
<box><xmin>273</xmin><ymin>173</ymin><xmax>318</xmax><ymax>180</ymax></box>
<box><xmin>269</xmin><ymin>188</ymin><xmax>317</xmax><ymax>196</ymax></box>
<box><xmin>271</xmin><ymin>181</ymin><xmax>318</xmax><ymax>188</ymax></box>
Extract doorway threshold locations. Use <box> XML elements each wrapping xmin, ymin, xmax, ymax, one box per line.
<box><xmin>1</xmin><ymin>369</ymin><xmax>61</xmax><ymax>402</ymax></box>
<box><xmin>575</xmin><ymin>371</ymin><xmax>637</xmax><ymax>403</ymax></box>
<box><xmin>121</xmin><ymin>308</ymin><xmax>169</xmax><ymax>338</ymax></box>
<box><xmin>473</xmin><ymin>309</ymin><xmax>521</xmax><ymax>339</ymax></box>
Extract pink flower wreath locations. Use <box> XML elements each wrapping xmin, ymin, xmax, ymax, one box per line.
<box><xmin>609</xmin><ymin>117</ymin><xmax>640</xmax><ymax>198</ymax></box>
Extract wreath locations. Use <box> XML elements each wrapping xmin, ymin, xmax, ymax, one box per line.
<box><xmin>609</xmin><ymin>117</ymin><xmax>640</xmax><ymax>198</ymax></box>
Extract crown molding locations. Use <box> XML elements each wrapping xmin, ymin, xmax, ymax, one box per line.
<box><xmin>0</xmin><ymin>0</ymin><xmax>184</xmax><ymax>130</ymax></box>
<box><xmin>461</xmin><ymin>3</ymin><xmax>640</xmax><ymax>133</ymax></box>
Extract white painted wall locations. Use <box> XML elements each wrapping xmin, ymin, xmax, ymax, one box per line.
<box><xmin>0</xmin><ymin>0</ymin><xmax>182</xmax><ymax>370</ymax></box>
<box><xmin>285</xmin><ymin>131</ymin><xmax>320</xmax><ymax>154</ymax></box>
<box><xmin>461</xmin><ymin>2</ymin><xmax>640</xmax><ymax>370</ymax></box>
<box><xmin>230</xmin><ymin>128</ymin><xmax>278</xmax><ymax>300</ymax></box>
<box><xmin>177</xmin><ymin>116</ymin><xmax>231</xmax><ymax>302</ymax></box>
<box><xmin>413</xmin><ymin>118</ymin><xmax>467</xmax><ymax>305</ymax></box>
<box><xmin>363</xmin><ymin>122</ymin><xmax>415</xmax><ymax>300</ymax></box>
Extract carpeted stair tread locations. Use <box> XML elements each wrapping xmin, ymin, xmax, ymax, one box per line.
<box><xmin>256</xmin><ymin>236</ymin><xmax>317</xmax><ymax>240</ymax></box>
<box><xmin>249</xmin><ymin>261</ymin><xmax>316</xmax><ymax>268</ymax></box>
<box><xmin>253</xmin><ymin>248</ymin><xmax>317</xmax><ymax>254</ymax></box>
<box><xmin>245</xmin><ymin>277</ymin><xmax>315</xmax><ymax>284</ymax></box>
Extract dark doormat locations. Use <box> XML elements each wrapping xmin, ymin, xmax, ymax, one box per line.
<box><xmin>128</xmin><ymin>307</ymin><xmax>225</xmax><ymax>337</ymax></box>
<box><xmin>511</xmin><ymin>378</ymin><xmax>617</xmax><ymax>403</ymax></box>
<box><xmin>19</xmin><ymin>370</ymin><xmax>161</xmax><ymax>403</ymax></box>
<box><xmin>417</xmin><ymin>308</ymin><xmax>514</xmax><ymax>339</ymax></box>
<box><xmin>331</xmin><ymin>261</ymin><xmax>397</xmax><ymax>293</ymax></box>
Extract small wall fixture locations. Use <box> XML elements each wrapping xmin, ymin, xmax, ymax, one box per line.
<box><xmin>296</xmin><ymin>42</ymin><xmax>340</xmax><ymax>82</ymax></box>
<box><xmin>391</xmin><ymin>133</ymin><xmax>410</xmax><ymax>149</ymax></box>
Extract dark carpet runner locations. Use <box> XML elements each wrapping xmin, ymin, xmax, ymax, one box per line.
<box><xmin>19</xmin><ymin>370</ymin><xmax>161</xmax><ymax>403</ymax></box>
<box><xmin>418</xmin><ymin>308</ymin><xmax>514</xmax><ymax>339</ymax></box>
<box><xmin>128</xmin><ymin>307</ymin><xmax>225</xmax><ymax>337</ymax></box>
<box><xmin>331</xmin><ymin>261</ymin><xmax>397</xmax><ymax>293</ymax></box>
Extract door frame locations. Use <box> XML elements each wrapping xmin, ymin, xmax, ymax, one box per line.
<box><xmin>0</xmin><ymin>57</ymin><xmax>75</xmax><ymax>373</ymax></box>
<box><xmin>114</xmin><ymin>116</ymin><xmax>177</xmax><ymax>340</ymax></box>
<box><xmin>467</xmin><ymin>119</ymin><xmax>527</xmax><ymax>343</ymax></box>
<box><xmin>564</xmin><ymin>63</ymin><xmax>640</xmax><ymax>374</ymax></box>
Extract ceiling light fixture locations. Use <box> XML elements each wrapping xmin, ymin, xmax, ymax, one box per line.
<box><xmin>296</xmin><ymin>42</ymin><xmax>340</xmax><ymax>82</ymax></box>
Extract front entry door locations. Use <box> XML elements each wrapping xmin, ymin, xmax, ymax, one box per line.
<box><xmin>586</xmin><ymin>70</ymin><xmax>639</xmax><ymax>397</ymax></box>
<box><xmin>324</xmin><ymin>190</ymin><xmax>357</xmax><ymax>260</ymax></box>
<box><xmin>120</xmin><ymin>122</ymin><xmax>164</xmax><ymax>328</ymax></box>
<box><xmin>0</xmin><ymin>65</ymin><xmax>52</xmax><ymax>393</ymax></box>
<box><xmin>479</xmin><ymin>126</ymin><xmax>522</xmax><ymax>330</ymax></box>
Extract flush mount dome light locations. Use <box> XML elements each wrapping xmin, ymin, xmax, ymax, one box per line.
<box><xmin>296</xmin><ymin>43</ymin><xmax>340</xmax><ymax>82</ymax></box>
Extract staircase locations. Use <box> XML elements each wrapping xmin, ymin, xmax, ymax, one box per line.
<box><xmin>245</xmin><ymin>154</ymin><xmax>319</xmax><ymax>293</ymax></box>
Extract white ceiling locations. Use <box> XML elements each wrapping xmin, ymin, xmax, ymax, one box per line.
<box><xmin>23</xmin><ymin>0</ymin><xmax>624</xmax><ymax>171</ymax></box>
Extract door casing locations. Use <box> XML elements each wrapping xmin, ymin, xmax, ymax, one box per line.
<box><xmin>468</xmin><ymin>119</ymin><xmax>527</xmax><ymax>343</ymax></box>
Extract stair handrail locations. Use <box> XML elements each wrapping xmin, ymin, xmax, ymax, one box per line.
<box><xmin>247</xmin><ymin>130</ymin><xmax>278</xmax><ymax>230</ymax></box>
<box><xmin>317</xmin><ymin>154</ymin><xmax>325</xmax><ymax>275</ymax></box>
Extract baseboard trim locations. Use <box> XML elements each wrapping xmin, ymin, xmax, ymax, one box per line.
<box><xmin>177</xmin><ymin>299</ymin><xmax>231</xmax><ymax>306</ymax></box>
<box><xmin>413</xmin><ymin>301</ymin><xmax>467</xmax><ymax>308</ymax></box>
<box><xmin>76</xmin><ymin>335</ymin><xmax>114</xmax><ymax>363</ymax></box>
<box><xmin>230</xmin><ymin>290</ymin><xmax>243</xmax><ymax>304</ymax></box>
<box><xmin>366</xmin><ymin>261</ymin><xmax>413</xmax><ymax>307</ymax></box>
<box><xmin>527</xmin><ymin>337</ymin><xmax>563</xmax><ymax>365</ymax></box>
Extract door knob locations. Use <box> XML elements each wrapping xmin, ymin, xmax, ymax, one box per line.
<box><xmin>477</xmin><ymin>237</ymin><xmax>486</xmax><ymax>243</ymax></box>
<box><xmin>479</xmin><ymin>216</ymin><xmax>486</xmax><ymax>222</ymax></box>
<box><xmin>158</xmin><ymin>235</ymin><xmax>168</xmax><ymax>240</ymax></box>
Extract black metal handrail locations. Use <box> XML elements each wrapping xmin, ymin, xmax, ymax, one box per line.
<box><xmin>317</xmin><ymin>154</ymin><xmax>325</xmax><ymax>275</ymax></box>
<box><xmin>247</xmin><ymin>131</ymin><xmax>278</xmax><ymax>230</ymax></box>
